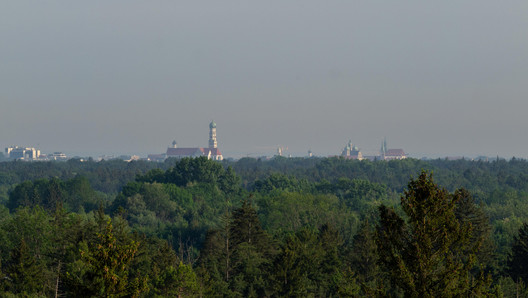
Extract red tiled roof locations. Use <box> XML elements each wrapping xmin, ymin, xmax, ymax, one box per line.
<box><xmin>167</xmin><ymin>148</ymin><xmax>203</xmax><ymax>156</ymax></box>
<box><xmin>208</xmin><ymin>148</ymin><xmax>222</xmax><ymax>156</ymax></box>
<box><xmin>385</xmin><ymin>149</ymin><xmax>405</xmax><ymax>156</ymax></box>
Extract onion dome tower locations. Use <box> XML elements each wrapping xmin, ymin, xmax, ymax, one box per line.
<box><xmin>209</xmin><ymin>121</ymin><xmax>217</xmax><ymax>149</ymax></box>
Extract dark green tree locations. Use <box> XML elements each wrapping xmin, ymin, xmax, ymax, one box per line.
<box><xmin>454</xmin><ymin>188</ymin><xmax>494</xmax><ymax>268</ymax></box>
<box><xmin>273</xmin><ymin>224</ymin><xmax>344</xmax><ymax>297</ymax></box>
<box><xmin>65</xmin><ymin>218</ymin><xmax>147</xmax><ymax>297</ymax></box>
<box><xmin>377</xmin><ymin>171</ymin><xmax>491</xmax><ymax>297</ymax></box>
<box><xmin>199</xmin><ymin>200</ymin><xmax>275</xmax><ymax>297</ymax></box>
<box><xmin>152</xmin><ymin>261</ymin><xmax>200</xmax><ymax>297</ymax></box>
<box><xmin>3</xmin><ymin>238</ymin><xmax>46</xmax><ymax>295</ymax></box>
<box><xmin>347</xmin><ymin>218</ymin><xmax>385</xmax><ymax>295</ymax></box>
<box><xmin>508</xmin><ymin>223</ymin><xmax>528</xmax><ymax>284</ymax></box>
<box><xmin>218</xmin><ymin>166</ymin><xmax>242</xmax><ymax>195</ymax></box>
<box><xmin>168</xmin><ymin>157</ymin><xmax>224</xmax><ymax>186</ymax></box>
<box><xmin>273</xmin><ymin>228</ymin><xmax>319</xmax><ymax>296</ymax></box>
<box><xmin>229</xmin><ymin>201</ymin><xmax>275</xmax><ymax>296</ymax></box>
<box><xmin>7</xmin><ymin>181</ymin><xmax>38</xmax><ymax>211</ymax></box>
<box><xmin>197</xmin><ymin>210</ymin><xmax>234</xmax><ymax>296</ymax></box>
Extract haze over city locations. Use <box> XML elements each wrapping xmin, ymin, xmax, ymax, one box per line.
<box><xmin>2</xmin><ymin>1</ymin><xmax>527</xmax><ymax>158</ymax></box>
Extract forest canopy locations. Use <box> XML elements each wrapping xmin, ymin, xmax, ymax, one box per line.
<box><xmin>1</xmin><ymin>156</ymin><xmax>528</xmax><ymax>296</ymax></box>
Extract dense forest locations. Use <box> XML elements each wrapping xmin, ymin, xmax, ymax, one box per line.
<box><xmin>1</xmin><ymin>156</ymin><xmax>528</xmax><ymax>296</ymax></box>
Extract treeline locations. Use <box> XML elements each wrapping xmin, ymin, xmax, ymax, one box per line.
<box><xmin>0</xmin><ymin>207</ymin><xmax>199</xmax><ymax>296</ymax></box>
<box><xmin>1</xmin><ymin>157</ymin><xmax>528</xmax><ymax>296</ymax></box>
<box><xmin>0</xmin><ymin>158</ymin><xmax>174</xmax><ymax>203</ymax></box>
<box><xmin>233</xmin><ymin>156</ymin><xmax>528</xmax><ymax>196</ymax></box>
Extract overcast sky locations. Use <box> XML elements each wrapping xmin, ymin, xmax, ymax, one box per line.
<box><xmin>1</xmin><ymin>1</ymin><xmax>527</xmax><ymax>158</ymax></box>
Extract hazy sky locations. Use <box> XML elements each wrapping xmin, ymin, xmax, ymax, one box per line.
<box><xmin>2</xmin><ymin>1</ymin><xmax>527</xmax><ymax>158</ymax></box>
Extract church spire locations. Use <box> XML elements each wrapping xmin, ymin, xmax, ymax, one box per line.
<box><xmin>381</xmin><ymin>137</ymin><xmax>387</xmax><ymax>157</ymax></box>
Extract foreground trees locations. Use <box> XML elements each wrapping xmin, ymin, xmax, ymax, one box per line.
<box><xmin>5</xmin><ymin>157</ymin><xmax>528</xmax><ymax>296</ymax></box>
<box><xmin>0</xmin><ymin>207</ymin><xmax>199</xmax><ymax>297</ymax></box>
<box><xmin>508</xmin><ymin>223</ymin><xmax>528</xmax><ymax>284</ymax></box>
<box><xmin>377</xmin><ymin>171</ymin><xmax>491</xmax><ymax>297</ymax></box>
<box><xmin>65</xmin><ymin>217</ymin><xmax>146</xmax><ymax>296</ymax></box>
<box><xmin>198</xmin><ymin>201</ymin><xmax>275</xmax><ymax>297</ymax></box>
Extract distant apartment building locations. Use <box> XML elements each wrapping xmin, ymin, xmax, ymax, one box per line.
<box><xmin>48</xmin><ymin>152</ymin><xmax>68</xmax><ymax>161</ymax></box>
<box><xmin>5</xmin><ymin>146</ymin><xmax>41</xmax><ymax>160</ymax></box>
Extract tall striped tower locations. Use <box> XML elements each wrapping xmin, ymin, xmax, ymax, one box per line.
<box><xmin>209</xmin><ymin>121</ymin><xmax>217</xmax><ymax>148</ymax></box>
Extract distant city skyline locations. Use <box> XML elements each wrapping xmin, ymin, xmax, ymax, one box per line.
<box><xmin>0</xmin><ymin>118</ymin><xmax>521</xmax><ymax>160</ymax></box>
<box><xmin>2</xmin><ymin>1</ymin><xmax>527</xmax><ymax>159</ymax></box>
<box><xmin>1</xmin><ymin>133</ymin><xmax>510</xmax><ymax>161</ymax></box>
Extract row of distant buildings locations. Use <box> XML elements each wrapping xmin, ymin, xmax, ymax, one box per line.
<box><xmin>4</xmin><ymin>146</ymin><xmax>67</xmax><ymax>161</ymax></box>
<box><xmin>5</xmin><ymin>123</ymin><xmax>407</xmax><ymax>162</ymax></box>
<box><xmin>340</xmin><ymin>138</ymin><xmax>406</xmax><ymax>161</ymax></box>
<box><xmin>148</xmin><ymin>121</ymin><xmax>224</xmax><ymax>162</ymax></box>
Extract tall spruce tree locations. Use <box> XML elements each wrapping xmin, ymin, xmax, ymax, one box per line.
<box><xmin>4</xmin><ymin>238</ymin><xmax>46</xmax><ymax>295</ymax></box>
<box><xmin>65</xmin><ymin>218</ymin><xmax>147</xmax><ymax>296</ymax></box>
<box><xmin>199</xmin><ymin>200</ymin><xmax>275</xmax><ymax>297</ymax></box>
<box><xmin>272</xmin><ymin>224</ymin><xmax>345</xmax><ymax>297</ymax></box>
<box><xmin>508</xmin><ymin>223</ymin><xmax>528</xmax><ymax>284</ymax></box>
<box><xmin>348</xmin><ymin>218</ymin><xmax>384</xmax><ymax>295</ymax></box>
<box><xmin>454</xmin><ymin>189</ymin><xmax>494</xmax><ymax>268</ymax></box>
<box><xmin>229</xmin><ymin>200</ymin><xmax>274</xmax><ymax>297</ymax></box>
<box><xmin>377</xmin><ymin>171</ymin><xmax>491</xmax><ymax>297</ymax></box>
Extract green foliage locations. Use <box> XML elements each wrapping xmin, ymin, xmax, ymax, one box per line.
<box><xmin>508</xmin><ymin>223</ymin><xmax>528</xmax><ymax>284</ymax></box>
<box><xmin>8</xmin><ymin>176</ymin><xmax>103</xmax><ymax>213</ymax></box>
<box><xmin>0</xmin><ymin>159</ymin><xmax>167</xmax><ymax>194</ymax></box>
<box><xmin>4</xmin><ymin>156</ymin><xmax>528</xmax><ymax>295</ymax></box>
<box><xmin>317</xmin><ymin>177</ymin><xmax>395</xmax><ymax>213</ymax></box>
<box><xmin>257</xmin><ymin>191</ymin><xmax>359</xmax><ymax>242</ymax></box>
<box><xmin>110</xmin><ymin>157</ymin><xmax>247</xmax><ymax>262</ymax></box>
<box><xmin>138</xmin><ymin>157</ymin><xmax>225</xmax><ymax>187</ymax></box>
<box><xmin>454</xmin><ymin>188</ymin><xmax>496</xmax><ymax>272</ymax></box>
<box><xmin>347</xmin><ymin>218</ymin><xmax>385</xmax><ymax>295</ymax></box>
<box><xmin>494</xmin><ymin>276</ymin><xmax>528</xmax><ymax>297</ymax></box>
<box><xmin>65</xmin><ymin>218</ymin><xmax>146</xmax><ymax>297</ymax></box>
<box><xmin>2</xmin><ymin>238</ymin><xmax>47</xmax><ymax>295</ymax></box>
<box><xmin>199</xmin><ymin>201</ymin><xmax>275</xmax><ymax>297</ymax></box>
<box><xmin>152</xmin><ymin>262</ymin><xmax>200</xmax><ymax>297</ymax></box>
<box><xmin>253</xmin><ymin>173</ymin><xmax>312</xmax><ymax>193</ymax></box>
<box><xmin>0</xmin><ymin>207</ymin><xmax>53</xmax><ymax>263</ymax></box>
<box><xmin>377</xmin><ymin>171</ymin><xmax>492</xmax><ymax>296</ymax></box>
<box><xmin>273</xmin><ymin>224</ymin><xmax>344</xmax><ymax>297</ymax></box>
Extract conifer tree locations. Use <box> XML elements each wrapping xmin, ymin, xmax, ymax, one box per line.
<box><xmin>230</xmin><ymin>201</ymin><xmax>271</xmax><ymax>251</ymax></box>
<box><xmin>348</xmin><ymin>218</ymin><xmax>384</xmax><ymax>295</ymax></box>
<box><xmin>272</xmin><ymin>224</ymin><xmax>345</xmax><ymax>297</ymax></box>
<box><xmin>199</xmin><ymin>200</ymin><xmax>274</xmax><ymax>297</ymax></box>
<box><xmin>229</xmin><ymin>200</ymin><xmax>274</xmax><ymax>296</ymax></box>
<box><xmin>315</xmin><ymin>224</ymin><xmax>343</xmax><ymax>296</ymax></box>
<box><xmin>377</xmin><ymin>171</ymin><xmax>491</xmax><ymax>297</ymax></box>
<box><xmin>454</xmin><ymin>189</ymin><xmax>494</xmax><ymax>268</ymax></box>
<box><xmin>66</xmin><ymin>218</ymin><xmax>146</xmax><ymax>296</ymax></box>
<box><xmin>272</xmin><ymin>228</ymin><xmax>319</xmax><ymax>297</ymax></box>
<box><xmin>4</xmin><ymin>238</ymin><xmax>45</xmax><ymax>295</ymax></box>
<box><xmin>508</xmin><ymin>223</ymin><xmax>528</xmax><ymax>284</ymax></box>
